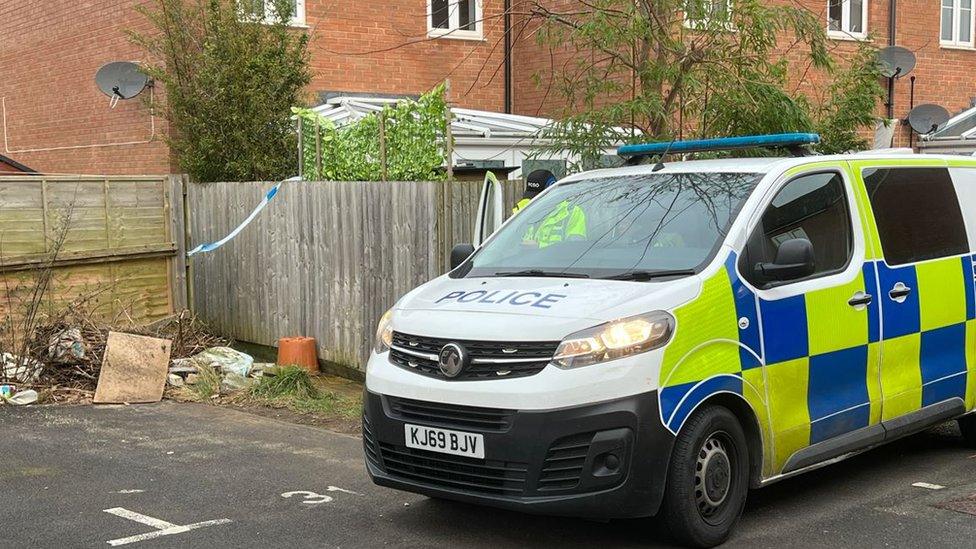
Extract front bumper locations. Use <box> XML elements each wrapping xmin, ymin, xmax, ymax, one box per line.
<box><xmin>362</xmin><ymin>390</ymin><xmax>675</xmax><ymax>519</ymax></box>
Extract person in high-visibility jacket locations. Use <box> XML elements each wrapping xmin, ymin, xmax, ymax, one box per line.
<box><xmin>512</xmin><ymin>169</ymin><xmax>558</xmax><ymax>214</ymax></box>
<box><xmin>525</xmin><ymin>199</ymin><xmax>587</xmax><ymax>248</ymax></box>
<box><xmin>514</xmin><ymin>169</ymin><xmax>587</xmax><ymax>248</ymax></box>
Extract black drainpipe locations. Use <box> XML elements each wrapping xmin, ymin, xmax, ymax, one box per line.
<box><xmin>887</xmin><ymin>0</ymin><xmax>897</xmax><ymax>119</ymax></box>
<box><xmin>504</xmin><ymin>0</ymin><xmax>512</xmax><ymax>113</ymax></box>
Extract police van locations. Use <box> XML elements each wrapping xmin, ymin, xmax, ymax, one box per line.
<box><xmin>363</xmin><ymin>134</ymin><xmax>976</xmax><ymax>547</ymax></box>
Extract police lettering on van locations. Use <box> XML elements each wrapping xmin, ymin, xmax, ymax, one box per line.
<box><xmin>363</xmin><ymin>134</ymin><xmax>976</xmax><ymax>548</ymax></box>
<box><xmin>435</xmin><ymin>290</ymin><xmax>567</xmax><ymax>309</ymax></box>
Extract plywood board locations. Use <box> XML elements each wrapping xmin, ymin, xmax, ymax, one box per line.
<box><xmin>93</xmin><ymin>331</ymin><xmax>172</xmax><ymax>404</ymax></box>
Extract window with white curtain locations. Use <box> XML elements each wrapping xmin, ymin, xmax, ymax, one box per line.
<box><xmin>827</xmin><ymin>0</ymin><xmax>868</xmax><ymax>39</ymax></box>
<box><xmin>942</xmin><ymin>0</ymin><xmax>975</xmax><ymax>47</ymax></box>
<box><xmin>428</xmin><ymin>0</ymin><xmax>483</xmax><ymax>40</ymax></box>
<box><xmin>239</xmin><ymin>0</ymin><xmax>305</xmax><ymax>26</ymax></box>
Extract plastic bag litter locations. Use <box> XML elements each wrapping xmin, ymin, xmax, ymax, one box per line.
<box><xmin>183</xmin><ymin>347</ymin><xmax>254</xmax><ymax>377</ymax></box>
<box><xmin>2</xmin><ymin>389</ymin><xmax>38</xmax><ymax>406</ymax></box>
<box><xmin>47</xmin><ymin>327</ymin><xmax>86</xmax><ymax>364</ymax></box>
<box><xmin>1</xmin><ymin>352</ymin><xmax>42</xmax><ymax>383</ymax></box>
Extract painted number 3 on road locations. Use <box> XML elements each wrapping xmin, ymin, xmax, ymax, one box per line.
<box><xmin>281</xmin><ymin>486</ymin><xmax>360</xmax><ymax>504</ymax></box>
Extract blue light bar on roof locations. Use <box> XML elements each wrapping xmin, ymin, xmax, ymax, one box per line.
<box><xmin>617</xmin><ymin>133</ymin><xmax>821</xmax><ymax>158</ymax></box>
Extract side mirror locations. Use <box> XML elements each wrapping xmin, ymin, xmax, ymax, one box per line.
<box><xmin>755</xmin><ymin>238</ymin><xmax>815</xmax><ymax>283</ymax></box>
<box><xmin>450</xmin><ymin>243</ymin><xmax>475</xmax><ymax>270</ymax></box>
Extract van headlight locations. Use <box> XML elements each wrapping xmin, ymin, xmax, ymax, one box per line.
<box><xmin>551</xmin><ymin>311</ymin><xmax>674</xmax><ymax>369</ymax></box>
<box><xmin>373</xmin><ymin>308</ymin><xmax>394</xmax><ymax>353</ymax></box>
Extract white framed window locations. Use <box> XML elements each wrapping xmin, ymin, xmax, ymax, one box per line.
<box><xmin>240</xmin><ymin>0</ymin><xmax>306</xmax><ymax>27</ymax></box>
<box><xmin>827</xmin><ymin>0</ymin><xmax>868</xmax><ymax>39</ymax></box>
<box><xmin>428</xmin><ymin>0</ymin><xmax>483</xmax><ymax>40</ymax></box>
<box><xmin>942</xmin><ymin>0</ymin><xmax>975</xmax><ymax>47</ymax></box>
<box><xmin>684</xmin><ymin>0</ymin><xmax>733</xmax><ymax>30</ymax></box>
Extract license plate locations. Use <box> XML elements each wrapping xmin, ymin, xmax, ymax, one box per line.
<box><xmin>404</xmin><ymin>424</ymin><xmax>485</xmax><ymax>459</ymax></box>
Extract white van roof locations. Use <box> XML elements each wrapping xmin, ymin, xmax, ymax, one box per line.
<box><xmin>564</xmin><ymin>152</ymin><xmax>976</xmax><ymax>183</ymax></box>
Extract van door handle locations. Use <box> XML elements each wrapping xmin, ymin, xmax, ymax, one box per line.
<box><xmin>889</xmin><ymin>282</ymin><xmax>912</xmax><ymax>303</ymax></box>
<box><xmin>848</xmin><ymin>291</ymin><xmax>873</xmax><ymax>308</ymax></box>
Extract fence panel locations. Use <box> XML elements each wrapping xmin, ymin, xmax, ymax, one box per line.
<box><xmin>189</xmin><ymin>178</ymin><xmax>523</xmax><ymax>371</ymax></box>
<box><xmin>0</xmin><ymin>175</ymin><xmax>180</xmax><ymax>335</ymax></box>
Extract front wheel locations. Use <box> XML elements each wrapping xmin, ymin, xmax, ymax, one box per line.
<box><xmin>661</xmin><ymin>405</ymin><xmax>750</xmax><ymax>548</ymax></box>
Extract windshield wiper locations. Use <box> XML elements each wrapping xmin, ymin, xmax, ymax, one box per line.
<box><xmin>495</xmin><ymin>269</ymin><xmax>591</xmax><ymax>279</ymax></box>
<box><xmin>602</xmin><ymin>269</ymin><xmax>697</xmax><ymax>281</ymax></box>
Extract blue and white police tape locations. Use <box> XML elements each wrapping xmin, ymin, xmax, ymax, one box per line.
<box><xmin>187</xmin><ymin>181</ymin><xmax>282</xmax><ymax>257</ymax></box>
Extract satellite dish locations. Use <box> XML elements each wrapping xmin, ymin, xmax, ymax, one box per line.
<box><xmin>907</xmin><ymin>104</ymin><xmax>950</xmax><ymax>135</ymax></box>
<box><xmin>877</xmin><ymin>46</ymin><xmax>916</xmax><ymax>78</ymax></box>
<box><xmin>95</xmin><ymin>61</ymin><xmax>149</xmax><ymax>100</ymax></box>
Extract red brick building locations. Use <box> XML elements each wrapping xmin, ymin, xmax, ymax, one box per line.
<box><xmin>0</xmin><ymin>0</ymin><xmax>509</xmax><ymax>176</ymax></box>
<box><xmin>1</xmin><ymin>1</ymin><xmax>974</xmax><ymax>175</ymax></box>
<box><xmin>513</xmin><ymin>1</ymin><xmax>976</xmax><ymax>148</ymax></box>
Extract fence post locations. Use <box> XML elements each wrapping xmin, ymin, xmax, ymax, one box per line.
<box><xmin>315</xmin><ymin>117</ymin><xmax>322</xmax><ymax>180</ymax></box>
<box><xmin>183</xmin><ymin>174</ymin><xmax>195</xmax><ymax>311</ymax></box>
<box><xmin>379</xmin><ymin>112</ymin><xmax>388</xmax><ymax>182</ymax></box>
<box><xmin>168</xmin><ymin>174</ymin><xmax>188</xmax><ymax>311</ymax></box>
<box><xmin>297</xmin><ymin>116</ymin><xmax>304</xmax><ymax>180</ymax></box>
<box><xmin>444</xmin><ymin>79</ymin><xmax>454</xmax><ymax>182</ymax></box>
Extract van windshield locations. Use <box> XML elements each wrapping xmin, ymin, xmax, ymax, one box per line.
<box><xmin>458</xmin><ymin>171</ymin><xmax>762</xmax><ymax>280</ymax></box>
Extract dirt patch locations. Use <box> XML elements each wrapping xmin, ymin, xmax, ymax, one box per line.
<box><xmin>165</xmin><ymin>371</ymin><xmax>363</xmax><ymax>435</ymax></box>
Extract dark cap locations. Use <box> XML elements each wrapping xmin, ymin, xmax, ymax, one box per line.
<box><xmin>523</xmin><ymin>169</ymin><xmax>558</xmax><ymax>199</ymax></box>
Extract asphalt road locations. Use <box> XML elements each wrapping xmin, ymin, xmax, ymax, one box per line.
<box><xmin>3</xmin><ymin>402</ymin><xmax>976</xmax><ymax>548</ymax></box>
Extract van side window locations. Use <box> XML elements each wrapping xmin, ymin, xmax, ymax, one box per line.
<box><xmin>862</xmin><ymin>167</ymin><xmax>969</xmax><ymax>266</ymax></box>
<box><xmin>739</xmin><ymin>172</ymin><xmax>853</xmax><ymax>287</ymax></box>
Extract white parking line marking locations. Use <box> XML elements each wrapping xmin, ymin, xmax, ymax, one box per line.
<box><xmin>912</xmin><ymin>482</ymin><xmax>946</xmax><ymax>490</ymax></box>
<box><xmin>326</xmin><ymin>486</ymin><xmax>361</xmax><ymax>496</ymax></box>
<box><xmin>103</xmin><ymin>507</ymin><xmax>232</xmax><ymax>546</ymax></box>
<box><xmin>115</xmin><ymin>490</ymin><xmax>145</xmax><ymax>494</ymax></box>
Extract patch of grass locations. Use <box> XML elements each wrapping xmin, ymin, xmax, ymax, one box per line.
<box><xmin>248</xmin><ymin>366</ymin><xmax>361</xmax><ymax>420</ymax></box>
<box><xmin>190</xmin><ymin>365</ymin><xmax>221</xmax><ymax>400</ymax></box>
<box><xmin>251</xmin><ymin>365</ymin><xmax>318</xmax><ymax>399</ymax></box>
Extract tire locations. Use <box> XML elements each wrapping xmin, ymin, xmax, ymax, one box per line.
<box><xmin>662</xmin><ymin>405</ymin><xmax>750</xmax><ymax>548</ymax></box>
<box><xmin>958</xmin><ymin>414</ymin><xmax>976</xmax><ymax>448</ymax></box>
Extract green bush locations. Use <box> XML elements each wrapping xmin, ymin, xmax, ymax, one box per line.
<box><xmin>132</xmin><ymin>0</ymin><xmax>311</xmax><ymax>182</ymax></box>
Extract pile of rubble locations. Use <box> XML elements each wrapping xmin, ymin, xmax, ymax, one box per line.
<box><xmin>0</xmin><ymin>309</ymin><xmax>229</xmax><ymax>406</ymax></box>
<box><xmin>167</xmin><ymin>346</ymin><xmax>274</xmax><ymax>394</ymax></box>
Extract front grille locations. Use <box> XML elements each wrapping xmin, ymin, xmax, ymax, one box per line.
<box><xmin>363</xmin><ymin>415</ymin><xmax>381</xmax><ymax>469</ymax></box>
<box><xmin>389</xmin><ymin>331</ymin><xmax>559</xmax><ymax>381</ymax></box>
<box><xmin>379</xmin><ymin>443</ymin><xmax>528</xmax><ymax>495</ymax></box>
<box><xmin>538</xmin><ymin>432</ymin><xmax>593</xmax><ymax>491</ymax></box>
<box><xmin>387</xmin><ymin>396</ymin><xmax>515</xmax><ymax>432</ymax></box>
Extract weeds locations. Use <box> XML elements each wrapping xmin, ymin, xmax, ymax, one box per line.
<box><xmin>189</xmin><ymin>364</ymin><xmax>222</xmax><ymax>400</ymax></box>
<box><xmin>246</xmin><ymin>366</ymin><xmax>360</xmax><ymax>420</ymax></box>
<box><xmin>251</xmin><ymin>365</ymin><xmax>318</xmax><ymax>399</ymax></box>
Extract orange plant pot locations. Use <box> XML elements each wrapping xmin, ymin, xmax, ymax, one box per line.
<box><xmin>277</xmin><ymin>336</ymin><xmax>319</xmax><ymax>374</ymax></box>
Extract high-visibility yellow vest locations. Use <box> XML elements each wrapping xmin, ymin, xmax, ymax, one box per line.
<box><xmin>524</xmin><ymin>200</ymin><xmax>587</xmax><ymax>248</ymax></box>
<box><xmin>512</xmin><ymin>198</ymin><xmax>532</xmax><ymax>215</ymax></box>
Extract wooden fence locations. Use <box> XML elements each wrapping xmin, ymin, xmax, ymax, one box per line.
<box><xmin>0</xmin><ymin>175</ymin><xmax>186</xmax><ymax>334</ymax></box>
<box><xmin>188</xmin><ymin>179</ymin><xmax>522</xmax><ymax>372</ymax></box>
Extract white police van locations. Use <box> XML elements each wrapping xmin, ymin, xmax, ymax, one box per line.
<box><xmin>363</xmin><ymin>134</ymin><xmax>976</xmax><ymax>547</ymax></box>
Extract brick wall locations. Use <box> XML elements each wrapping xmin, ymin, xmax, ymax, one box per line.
<box><xmin>512</xmin><ymin>0</ymin><xmax>976</xmax><ymax>148</ymax></box>
<box><xmin>307</xmin><ymin>1</ymin><xmax>507</xmax><ymax>112</ymax></box>
<box><xmin>0</xmin><ymin>1</ymin><xmax>173</xmax><ymax>176</ymax></box>
<box><xmin>0</xmin><ymin>1</ymin><xmax>508</xmax><ymax>176</ymax></box>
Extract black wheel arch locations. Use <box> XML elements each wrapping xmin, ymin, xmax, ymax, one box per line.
<box><xmin>679</xmin><ymin>393</ymin><xmax>764</xmax><ymax>489</ymax></box>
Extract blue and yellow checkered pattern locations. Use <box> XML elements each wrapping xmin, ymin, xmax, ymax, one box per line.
<box><xmin>658</xmin><ymin>159</ymin><xmax>976</xmax><ymax>478</ymax></box>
